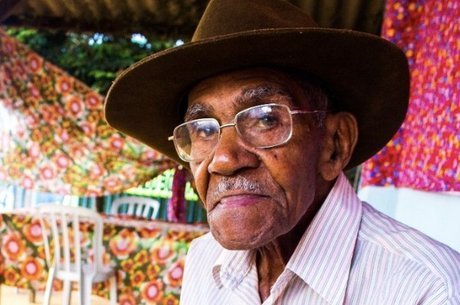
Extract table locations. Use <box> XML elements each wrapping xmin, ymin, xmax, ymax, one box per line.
<box><xmin>0</xmin><ymin>211</ymin><xmax>208</xmax><ymax>304</ymax></box>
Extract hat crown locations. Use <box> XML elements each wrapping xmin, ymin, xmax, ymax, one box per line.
<box><xmin>192</xmin><ymin>0</ymin><xmax>319</xmax><ymax>42</ymax></box>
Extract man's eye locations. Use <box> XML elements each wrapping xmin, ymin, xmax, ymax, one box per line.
<box><xmin>190</xmin><ymin>122</ymin><xmax>217</xmax><ymax>139</ymax></box>
<box><xmin>255</xmin><ymin>113</ymin><xmax>280</xmax><ymax>129</ymax></box>
<box><xmin>196</xmin><ymin>126</ymin><xmax>215</xmax><ymax>137</ymax></box>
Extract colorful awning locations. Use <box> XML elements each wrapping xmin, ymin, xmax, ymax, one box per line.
<box><xmin>360</xmin><ymin>1</ymin><xmax>460</xmax><ymax>192</ymax></box>
<box><xmin>0</xmin><ymin>29</ymin><xmax>175</xmax><ymax>196</ymax></box>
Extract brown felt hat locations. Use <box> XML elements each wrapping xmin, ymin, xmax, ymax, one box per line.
<box><xmin>104</xmin><ymin>0</ymin><xmax>410</xmax><ymax>169</ymax></box>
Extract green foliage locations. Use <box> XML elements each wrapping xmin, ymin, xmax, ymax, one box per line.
<box><xmin>6</xmin><ymin>27</ymin><xmax>176</xmax><ymax>94</ymax></box>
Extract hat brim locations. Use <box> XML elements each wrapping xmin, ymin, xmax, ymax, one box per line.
<box><xmin>105</xmin><ymin>28</ymin><xmax>409</xmax><ymax>169</ymax></box>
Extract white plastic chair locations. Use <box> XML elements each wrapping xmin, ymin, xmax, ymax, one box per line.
<box><xmin>110</xmin><ymin>196</ymin><xmax>160</xmax><ymax>220</ymax></box>
<box><xmin>39</xmin><ymin>205</ymin><xmax>117</xmax><ymax>305</ymax></box>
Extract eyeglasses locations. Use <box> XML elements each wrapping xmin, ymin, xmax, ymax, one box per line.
<box><xmin>168</xmin><ymin>103</ymin><xmax>326</xmax><ymax>162</ymax></box>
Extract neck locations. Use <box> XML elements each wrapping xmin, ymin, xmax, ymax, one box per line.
<box><xmin>256</xmin><ymin>243</ymin><xmax>285</xmax><ymax>301</ymax></box>
<box><xmin>256</xmin><ymin>176</ymin><xmax>334</xmax><ymax>301</ymax></box>
<box><xmin>277</xmin><ymin>176</ymin><xmax>334</xmax><ymax>263</ymax></box>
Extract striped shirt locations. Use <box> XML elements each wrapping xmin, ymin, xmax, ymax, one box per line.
<box><xmin>181</xmin><ymin>173</ymin><xmax>460</xmax><ymax>305</ymax></box>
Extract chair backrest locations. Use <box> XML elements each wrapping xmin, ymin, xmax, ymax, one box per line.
<box><xmin>0</xmin><ymin>183</ymin><xmax>16</xmax><ymax>211</ymax></box>
<box><xmin>110</xmin><ymin>196</ymin><xmax>160</xmax><ymax>220</ymax></box>
<box><xmin>39</xmin><ymin>205</ymin><xmax>104</xmax><ymax>280</ymax></box>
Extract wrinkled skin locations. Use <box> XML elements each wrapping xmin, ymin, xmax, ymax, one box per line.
<box><xmin>186</xmin><ymin>67</ymin><xmax>358</xmax><ymax>301</ymax></box>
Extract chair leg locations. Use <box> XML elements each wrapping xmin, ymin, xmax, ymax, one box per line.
<box><xmin>109</xmin><ymin>275</ymin><xmax>117</xmax><ymax>305</ymax></box>
<box><xmin>78</xmin><ymin>273</ymin><xmax>84</xmax><ymax>305</ymax></box>
<box><xmin>81</xmin><ymin>276</ymin><xmax>92</xmax><ymax>305</ymax></box>
<box><xmin>62</xmin><ymin>279</ymin><xmax>72</xmax><ymax>305</ymax></box>
<box><xmin>28</xmin><ymin>289</ymin><xmax>36</xmax><ymax>303</ymax></box>
<box><xmin>43</xmin><ymin>266</ymin><xmax>56</xmax><ymax>305</ymax></box>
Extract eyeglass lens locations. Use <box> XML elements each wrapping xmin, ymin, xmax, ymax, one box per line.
<box><xmin>173</xmin><ymin>104</ymin><xmax>293</xmax><ymax>162</ymax></box>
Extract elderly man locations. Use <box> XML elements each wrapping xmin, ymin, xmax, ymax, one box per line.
<box><xmin>105</xmin><ymin>0</ymin><xmax>460</xmax><ymax>304</ymax></box>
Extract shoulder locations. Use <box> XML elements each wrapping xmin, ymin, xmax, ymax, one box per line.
<box><xmin>184</xmin><ymin>232</ymin><xmax>222</xmax><ymax>276</ymax></box>
<box><xmin>181</xmin><ymin>232</ymin><xmax>224</xmax><ymax>304</ymax></box>
<box><xmin>358</xmin><ymin>202</ymin><xmax>460</xmax><ymax>294</ymax></box>
<box><xmin>188</xmin><ymin>232</ymin><xmax>222</xmax><ymax>258</ymax></box>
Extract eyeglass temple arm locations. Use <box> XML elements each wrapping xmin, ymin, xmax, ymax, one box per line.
<box><xmin>290</xmin><ymin>110</ymin><xmax>325</xmax><ymax>114</ymax></box>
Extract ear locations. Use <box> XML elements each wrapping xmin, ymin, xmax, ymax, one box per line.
<box><xmin>318</xmin><ymin>112</ymin><xmax>358</xmax><ymax>181</ymax></box>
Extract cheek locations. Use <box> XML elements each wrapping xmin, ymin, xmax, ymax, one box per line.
<box><xmin>266</xmin><ymin>145</ymin><xmax>318</xmax><ymax>216</ymax></box>
<box><xmin>190</xmin><ymin>161</ymin><xmax>210</xmax><ymax>208</ymax></box>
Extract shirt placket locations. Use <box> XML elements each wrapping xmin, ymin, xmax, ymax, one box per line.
<box><xmin>226</xmin><ymin>262</ymin><xmax>263</xmax><ymax>305</ymax></box>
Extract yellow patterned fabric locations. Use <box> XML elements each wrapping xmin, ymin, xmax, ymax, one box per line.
<box><xmin>0</xmin><ymin>29</ymin><xmax>174</xmax><ymax>196</ymax></box>
<box><xmin>0</xmin><ymin>212</ymin><xmax>208</xmax><ymax>304</ymax></box>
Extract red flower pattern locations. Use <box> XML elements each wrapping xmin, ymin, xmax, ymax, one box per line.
<box><xmin>361</xmin><ymin>0</ymin><xmax>460</xmax><ymax>191</ymax></box>
<box><xmin>0</xmin><ymin>213</ymin><xmax>208</xmax><ymax>303</ymax></box>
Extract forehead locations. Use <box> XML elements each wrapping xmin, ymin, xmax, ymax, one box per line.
<box><xmin>185</xmin><ymin>68</ymin><xmax>304</xmax><ymax>118</ymax></box>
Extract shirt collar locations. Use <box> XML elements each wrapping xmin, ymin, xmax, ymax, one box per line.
<box><xmin>287</xmin><ymin>172</ymin><xmax>362</xmax><ymax>305</ymax></box>
<box><xmin>213</xmin><ymin>247</ymin><xmax>256</xmax><ymax>290</ymax></box>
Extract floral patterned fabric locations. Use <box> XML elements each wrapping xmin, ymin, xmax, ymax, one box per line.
<box><xmin>0</xmin><ymin>211</ymin><xmax>208</xmax><ymax>304</ymax></box>
<box><xmin>0</xmin><ymin>28</ymin><xmax>174</xmax><ymax>196</ymax></box>
<box><xmin>360</xmin><ymin>1</ymin><xmax>460</xmax><ymax>191</ymax></box>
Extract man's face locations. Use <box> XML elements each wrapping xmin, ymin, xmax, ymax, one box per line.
<box><xmin>187</xmin><ymin>68</ymin><xmax>326</xmax><ymax>250</ymax></box>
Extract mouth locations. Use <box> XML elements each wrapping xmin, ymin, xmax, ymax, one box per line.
<box><xmin>206</xmin><ymin>175</ymin><xmax>269</xmax><ymax>211</ymax></box>
<box><xmin>215</xmin><ymin>193</ymin><xmax>269</xmax><ymax>208</ymax></box>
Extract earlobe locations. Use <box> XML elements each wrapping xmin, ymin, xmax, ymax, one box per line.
<box><xmin>318</xmin><ymin>112</ymin><xmax>358</xmax><ymax>181</ymax></box>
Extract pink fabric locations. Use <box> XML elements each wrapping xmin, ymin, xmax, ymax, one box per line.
<box><xmin>168</xmin><ymin>167</ymin><xmax>188</xmax><ymax>223</ymax></box>
<box><xmin>360</xmin><ymin>0</ymin><xmax>460</xmax><ymax>191</ymax></box>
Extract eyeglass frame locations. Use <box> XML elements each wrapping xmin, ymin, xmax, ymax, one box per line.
<box><xmin>168</xmin><ymin>103</ymin><xmax>326</xmax><ymax>162</ymax></box>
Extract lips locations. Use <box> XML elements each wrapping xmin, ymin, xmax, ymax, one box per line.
<box><xmin>219</xmin><ymin>194</ymin><xmax>267</xmax><ymax>208</ymax></box>
<box><xmin>206</xmin><ymin>175</ymin><xmax>269</xmax><ymax>210</ymax></box>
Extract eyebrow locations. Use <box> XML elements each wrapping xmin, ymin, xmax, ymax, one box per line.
<box><xmin>237</xmin><ymin>84</ymin><xmax>294</xmax><ymax>107</ymax></box>
<box><xmin>184</xmin><ymin>103</ymin><xmax>213</xmax><ymax>121</ymax></box>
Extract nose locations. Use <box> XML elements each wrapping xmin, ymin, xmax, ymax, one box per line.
<box><xmin>208</xmin><ymin>125</ymin><xmax>260</xmax><ymax>175</ymax></box>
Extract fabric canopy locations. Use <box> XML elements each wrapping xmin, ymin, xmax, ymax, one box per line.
<box><xmin>0</xmin><ymin>29</ymin><xmax>175</xmax><ymax>196</ymax></box>
<box><xmin>360</xmin><ymin>0</ymin><xmax>460</xmax><ymax>192</ymax></box>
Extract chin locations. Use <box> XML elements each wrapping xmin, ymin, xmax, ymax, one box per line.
<box><xmin>208</xmin><ymin>206</ymin><xmax>287</xmax><ymax>250</ymax></box>
<box><xmin>219</xmin><ymin>240</ymin><xmax>260</xmax><ymax>250</ymax></box>
<box><xmin>212</xmin><ymin>229</ymin><xmax>277</xmax><ymax>250</ymax></box>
